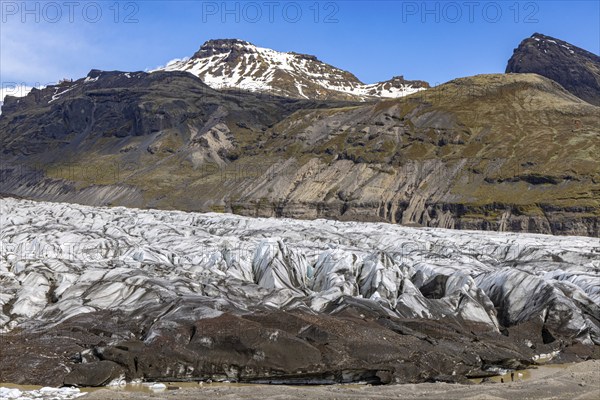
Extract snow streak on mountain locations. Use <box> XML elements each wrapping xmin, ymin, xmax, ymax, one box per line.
<box><xmin>156</xmin><ymin>39</ymin><xmax>429</xmax><ymax>100</ymax></box>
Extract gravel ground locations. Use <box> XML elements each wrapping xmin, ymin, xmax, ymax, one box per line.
<box><xmin>85</xmin><ymin>360</ymin><xmax>600</xmax><ymax>400</ymax></box>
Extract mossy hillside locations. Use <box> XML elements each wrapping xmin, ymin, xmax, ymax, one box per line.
<box><xmin>3</xmin><ymin>72</ymin><xmax>599</xmax><ymax>234</ymax></box>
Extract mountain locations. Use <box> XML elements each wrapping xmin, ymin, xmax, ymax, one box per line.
<box><xmin>1</xmin><ymin>69</ymin><xmax>598</xmax><ymax>237</ymax></box>
<box><xmin>0</xmin><ymin>69</ymin><xmax>349</xmax><ymax>156</ymax></box>
<box><xmin>155</xmin><ymin>39</ymin><xmax>429</xmax><ymax>100</ymax></box>
<box><xmin>506</xmin><ymin>33</ymin><xmax>600</xmax><ymax>105</ymax></box>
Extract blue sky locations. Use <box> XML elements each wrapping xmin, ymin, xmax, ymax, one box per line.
<box><xmin>1</xmin><ymin>0</ymin><xmax>599</xmax><ymax>89</ymax></box>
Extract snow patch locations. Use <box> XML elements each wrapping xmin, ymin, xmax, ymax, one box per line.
<box><xmin>0</xmin><ymin>386</ymin><xmax>85</xmax><ymax>399</ymax></box>
<box><xmin>153</xmin><ymin>41</ymin><xmax>425</xmax><ymax>100</ymax></box>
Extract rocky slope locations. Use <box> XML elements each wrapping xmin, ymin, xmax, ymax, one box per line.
<box><xmin>0</xmin><ymin>85</ymin><xmax>32</xmax><ymax>116</ymax></box>
<box><xmin>0</xmin><ymin>198</ymin><xmax>598</xmax><ymax>386</ymax></box>
<box><xmin>0</xmin><ymin>68</ymin><xmax>598</xmax><ymax>237</ymax></box>
<box><xmin>506</xmin><ymin>33</ymin><xmax>600</xmax><ymax>106</ymax></box>
<box><xmin>155</xmin><ymin>39</ymin><xmax>429</xmax><ymax>100</ymax></box>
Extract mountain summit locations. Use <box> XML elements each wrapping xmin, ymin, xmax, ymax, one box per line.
<box><xmin>156</xmin><ymin>39</ymin><xmax>429</xmax><ymax>101</ymax></box>
<box><xmin>506</xmin><ymin>33</ymin><xmax>600</xmax><ymax>105</ymax></box>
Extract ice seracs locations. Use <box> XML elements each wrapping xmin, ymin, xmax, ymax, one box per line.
<box><xmin>1</xmin><ymin>197</ymin><xmax>598</xmax><ymax>346</ymax></box>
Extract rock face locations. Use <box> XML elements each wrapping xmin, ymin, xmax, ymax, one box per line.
<box><xmin>155</xmin><ymin>39</ymin><xmax>428</xmax><ymax>100</ymax></box>
<box><xmin>0</xmin><ymin>85</ymin><xmax>32</xmax><ymax>116</ymax></box>
<box><xmin>0</xmin><ymin>69</ymin><xmax>598</xmax><ymax>237</ymax></box>
<box><xmin>506</xmin><ymin>33</ymin><xmax>600</xmax><ymax>106</ymax></box>
<box><xmin>0</xmin><ymin>198</ymin><xmax>598</xmax><ymax>386</ymax></box>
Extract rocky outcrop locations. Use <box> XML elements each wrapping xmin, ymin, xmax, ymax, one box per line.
<box><xmin>0</xmin><ymin>198</ymin><xmax>598</xmax><ymax>386</ymax></box>
<box><xmin>506</xmin><ymin>33</ymin><xmax>600</xmax><ymax>105</ymax></box>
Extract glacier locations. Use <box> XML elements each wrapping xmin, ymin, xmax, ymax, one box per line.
<box><xmin>0</xmin><ymin>197</ymin><xmax>598</xmax><ymax>386</ymax></box>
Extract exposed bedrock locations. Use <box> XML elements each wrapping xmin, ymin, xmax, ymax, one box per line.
<box><xmin>1</xmin><ymin>166</ymin><xmax>598</xmax><ymax>238</ymax></box>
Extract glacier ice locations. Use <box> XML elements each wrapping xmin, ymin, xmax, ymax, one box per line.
<box><xmin>1</xmin><ymin>197</ymin><xmax>600</xmax><ymax>387</ymax></box>
<box><xmin>0</xmin><ymin>197</ymin><xmax>598</xmax><ymax>344</ymax></box>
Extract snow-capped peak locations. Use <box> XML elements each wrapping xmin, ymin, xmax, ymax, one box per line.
<box><xmin>154</xmin><ymin>39</ymin><xmax>428</xmax><ymax>101</ymax></box>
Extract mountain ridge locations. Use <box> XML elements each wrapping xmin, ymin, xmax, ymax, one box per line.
<box><xmin>1</xmin><ymin>69</ymin><xmax>598</xmax><ymax>237</ymax></box>
<box><xmin>155</xmin><ymin>38</ymin><xmax>429</xmax><ymax>101</ymax></box>
<box><xmin>506</xmin><ymin>33</ymin><xmax>600</xmax><ymax>105</ymax></box>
